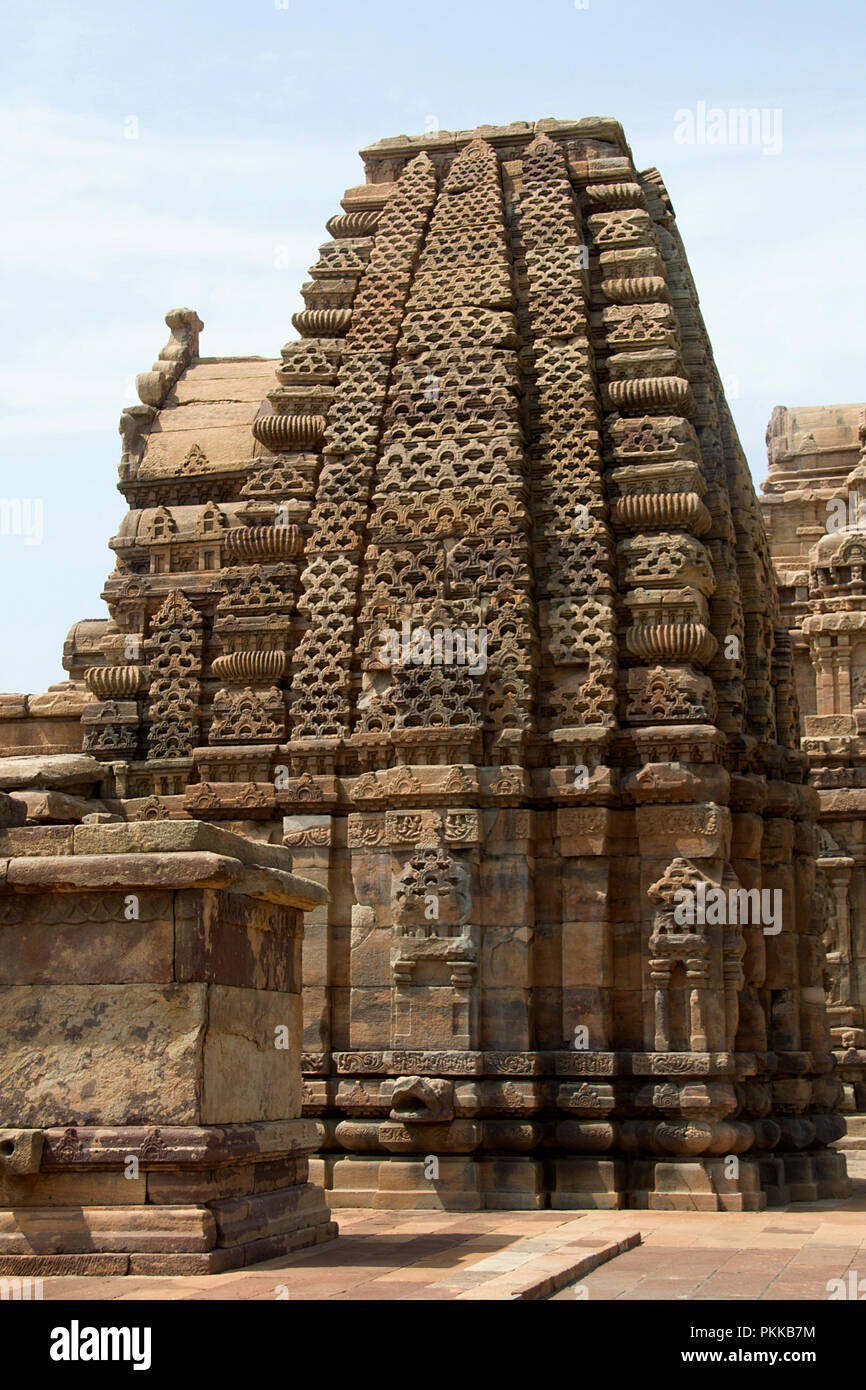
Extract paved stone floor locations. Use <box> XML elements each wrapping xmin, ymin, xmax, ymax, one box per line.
<box><xmin>34</xmin><ymin>1154</ymin><xmax>866</xmax><ymax>1302</ymax></box>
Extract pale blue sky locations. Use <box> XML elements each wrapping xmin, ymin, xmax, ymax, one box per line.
<box><xmin>1</xmin><ymin>0</ymin><xmax>864</xmax><ymax>692</ymax></box>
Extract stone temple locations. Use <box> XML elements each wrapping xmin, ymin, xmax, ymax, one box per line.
<box><xmin>0</xmin><ymin>118</ymin><xmax>851</xmax><ymax>1240</ymax></box>
<box><xmin>762</xmin><ymin>403</ymin><xmax>866</xmax><ymax>1145</ymax></box>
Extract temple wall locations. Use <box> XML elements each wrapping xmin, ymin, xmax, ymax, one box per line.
<box><xmin>761</xmin><ymin>402</ymin><xmax>866</xmax><ymax>1132</ymax></box>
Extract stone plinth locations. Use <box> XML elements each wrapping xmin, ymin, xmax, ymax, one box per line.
<box><xmin>0</xmin><ymin>820</ymin><xmax>337</xmax><ymax>1273</ymax></box>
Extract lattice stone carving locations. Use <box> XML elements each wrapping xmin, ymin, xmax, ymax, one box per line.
<box><xmin>145</xmin><ymin>591</ymin><xmax>203</xmax><ymax>760</ymax></box>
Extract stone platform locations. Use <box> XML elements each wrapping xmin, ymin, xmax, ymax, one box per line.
<box><xmin>23</xmin><ymin>1156</ymin><xmax>866</xmax><ymax>1301</ymax></box>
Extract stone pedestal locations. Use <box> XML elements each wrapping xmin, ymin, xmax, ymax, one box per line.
<box><xmin>0</xmin><ymin>820</ymin><xmax>337</xmax><ymax>1273</ymax></box>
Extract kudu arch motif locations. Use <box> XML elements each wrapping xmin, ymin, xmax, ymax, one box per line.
<box><xmin>10</xmin><ymin>118</ymin><xmax>848</xmax><ymax>1211</ymax></box>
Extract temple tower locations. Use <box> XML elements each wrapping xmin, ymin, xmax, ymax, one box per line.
<box><xmin>1</xmin><ymin>119</ymin><xmax>849</xmax><ymax>1210</ymax></box>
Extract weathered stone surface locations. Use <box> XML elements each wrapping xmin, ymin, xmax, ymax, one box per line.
<box><xmin>72</xmin><ymin>819</ymin><xmax>297</xmax><ymax>873</ymax></box>
<box><xmin>9</xmin><ymin>790</ymin><xmax>107</xmax><ymax>823</ymax></box>
<box><xmin>0</xmin><ymin>754</ymin><xmax>104</xmax><ymax>790</ymax></box>
<box><xmin>6</xmin><ymin>848</ymin><xmax>324</xmax><ymax>909</ymax></box>
<box><xmin>1</xmin><ymin>980</ymin><xmax>302</xmax><ymax>1128</ymax></box>
<box><xmin>202</xmin><ymin>984</ymin><xmax>301</xmax><ymax>1124</ymax></box>
<box><xmin>208</xmin><ymin>1181</ymin><xmax>329</xmax><ymax>1244</ymax></box>
<box><xmin>145</xmin><ymin>1165</ymin><xmax>255</xmax><ymax>1204</ymax></box>
<box><xmin>38</xmin><ymin>1119</ymin><xmax>320</xmax><ymax>1167</ymax></box>
<box><xmin>0</xmin><ymin>1129</ymin><xmax>44</xmax><ymax>1175</ymax></box>
<box><xmin>0</xmin><ymin>983</ymin><xmax>209</xmax><ymax>1126</ymax></box>
<box><xmin>0</xmin><ymin>825</ymin><xmax>73</xmax><ymax>857</ymax></box>
<box><xmin>0</xmin><ymin>695</ymin><xmax>28</xmax><ymax>719</ymax></box>
<box><xmin>0</xmin><ymin>793</ymin><xmax>26</xmax><ymax>829</ymax></box>
<box><xmin>0</xmin><ymin>1171</ymin><xmax>147</xmax><ymax>1206</ymax></box>
<box><xmin>0</xmin><ymin>890</ymin><xmax>175</xmax><ymax>985</ymax></box>
<box><xmin>0</xmin><ymin>1204</ymin><xmax>216</xmax><ymax>1254</ymax></box>
<box><xmin>174</xmin><ymin>891</ymin><xmax>302</xmax><ymax>992</ymax></box>
<box><xmin>27</xmin><ymin>688</ymin><xmax>94</xmax><ymax>719</ymax></box>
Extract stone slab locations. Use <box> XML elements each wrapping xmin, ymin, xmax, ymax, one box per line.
<box><xmin>0</xmin><ymin>755</ymin><xmax>104</xmax><ymax>791</ymax></box>
<box><xmin>5</xmin><ymin>851</ymin><xmax>326</xmax><ymax>909</ymax></box>
<box><xmin>202</xmin><ymin>984</ymin><xmax>301</xmax><ymax>1124</ymax></box>
<box><xmin>0</xmin><ymin>983</ymin><xmax>209</xmax><ymax>1127</ymax></box>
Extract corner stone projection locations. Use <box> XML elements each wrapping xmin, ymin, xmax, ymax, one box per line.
<box><xmin>0</xmin><ymin>118</ymin><xmax>852</xmax><ymax>1220</ymax></box>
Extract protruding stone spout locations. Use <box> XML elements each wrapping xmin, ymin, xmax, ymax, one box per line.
<box><xmin>389</xmin><ymin>1077</ymin><xmax>455</xmax><ymax>1124</ymax></box>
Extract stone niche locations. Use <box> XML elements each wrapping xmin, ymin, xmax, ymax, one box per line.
<box><xmin>0</xmin><ymin>820</ymin><xmax>337</xmax><ymax>1274</ymax></box>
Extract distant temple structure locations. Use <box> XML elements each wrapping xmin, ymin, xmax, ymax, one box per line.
<box><xmin>762</xmin><ymin>403</ymin><xmax>866</xmax><ymax>1143</ymax></box>
<box><xmin>0</xmin><ymin>119</ymin><xmax>851</xmax><ymax>1217</ymax></box>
